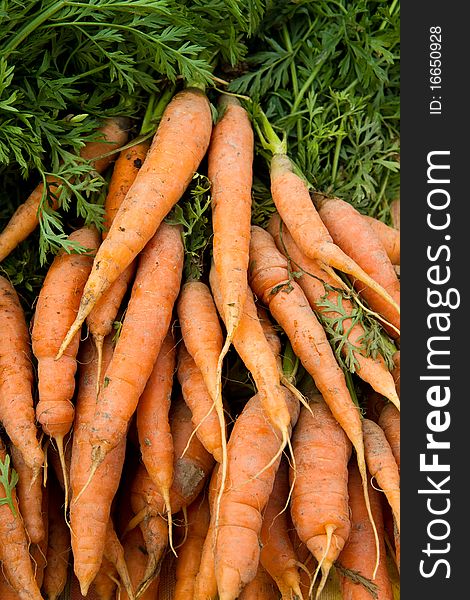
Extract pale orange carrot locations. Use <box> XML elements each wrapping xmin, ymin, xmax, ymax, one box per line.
<box><xmin>378</xmin><ymin>404</ymin><xmax>400</xmax><ymax>471</ymax></box>
<box><xmin>57</xmin><ymin>88</ymin><xmax>212</xmax><ymax>358</ymax></box>
<box><xmin>91</xmin><ymin>558</ymin><xmax>118</xmax><ymax>600</ymax></box>
<box><xmin>0</xmin><ymin>276</ymin><xmax>43</xmax><ymax>475</ymax></box>
<box><xmin>102</xmin><ymin>520</ymin><xmax>134</xmax><ymax>600</ymax></box>
<box><xmin>362</xmin><ymin>215</ymin><xmax>400</xmax><ymax>266</ymax></box>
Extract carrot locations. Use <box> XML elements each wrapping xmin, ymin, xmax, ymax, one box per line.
<box><xmin>238</xmin><ymin>563</ymin><xmax>279</xmax><ymax>600</ymax></box>
<box><xmin>362</xmin><ymin>418</ymin><xmax>400</xmax><ymax>534</ymax></box>
<box><xmin>0</xmin><ymin>276</ymin><xmax>43</xmax><ymax>475</ymax></box>
<box><xmin>289</xmin><ymin>393</ymin><xmax>352</xmax><ymax>599</ymax></box>
<box><xmin>42</xmin><ymin>472</ymin><xmax>71</xmax><ymax>600</ymax></box>
<box><xmin>32</xmin><ymin>225</ymin><xmax>100</xmax><ymax>510</ymax></box>
<box><xmin>91</xmin><ymin>558</ymin><xmax>118</xmax><ymax>600</ymax></box>
<box><xmin>215</xmin><ymin>390</ymin><xmax>299</xmax><ymax>600</ymax></box>
<box><xmin>337</xmin><ymin>460</ymin><xmax>393</xmax><ymax>600</ymax></box>
<box><xmin>120</xmin><ymin>527</ymin><xmax>160</xmax><ymax>600</ymax></box>
<box><xmin>315</xmin><ymin>194</ymin><xmax>400</xmax><ymax>338</ymax></box>
<box><xmin>267</xmin><ymin>213</ymin><xmax>400</xmax><ymax>409</ymax></box>
<box><xmin>173</xmin><ymin>493</ymin><xmax>211</xmax><ymax>600</ymax></box>
<box><xmin>391</xmin><ymin>351</ymin><xmax>400</xmax><ymax>397</ymax></box>
<box><xmin>0</xmin><ymin>118</ymin><xmax>129</xmax><ymax>263</ymax></box>
<box><xmin>137</xmin><ymin>328</ymin><xmax>176</xmax><ymax>554</ymax></box>
<box><xmin>362</xmin><ymin>215</ymin><xmax>400</xmax><ymax>266</ymax></box>
<box><xmin>378</xmin><ymin>404</ymin><xmax>400</xmax><ymax>471</ymax></box>
<box><xmin>0</xmin><ymin>440</ymin><xmax>43</xmax><ymax>600</ymax></box>
<box><xmin>0</xmin><ymin>573</ymin><xmax>22</xmax><ymax>599</ymax></box>
<box><xmin>84</xmin><ymin>222</ymin><xmax>183</xmax><ymax>492</ymax></box>
<box><xmin>57</xmin><ymin>88</ymin><xmax>212</xmax><ymax>358</ymax></box>
<box><xmin>86</xmin><ymin>139</ymin><xmax>150</xmax><ymax>393</ymax></box>
<box><xmin>70</xmin><ymin>336</ymin><xmax>127</xmax><ymax>595</ymax></box>
<box><xmin>177</xmin><ymin>342</ymin><xmax>224</xmax><ymax>462</ymax></box>
<box><xmin>9</xmin><ymin>445</ymin><xmax>44</xmax><ymax>544</ymax></box>
<box><xmin>391</xmin><ymin>198</ymin><xmax>400</xmax><ymax>231</ymax></box>
<box><xmin>29</xmin><ymin>483</ymin><xmax>48</xmax><ymax>590</ymax></box>
<box><xmin>248</xmin><ymin>224</ymin><xmax>380</xmax><ymax>579</ymax></box>
<box><xmin>256</xmin><ymin>305</ymin><xmax>282</xmax><ymax>360</ymax></box>
<box><xmin>102</xmin><ymin>520</ymin><xmax>135</xmax><ymax>600</ymax></box>
<box><xmin>259</xmin><ymin>458</ymin><xmax>302</xmax><ymax>600</ymax></box>
<box><xmin>288</xmin><ymin>522</ymin><xmax>316</xmax><ymax>600</ymax></box>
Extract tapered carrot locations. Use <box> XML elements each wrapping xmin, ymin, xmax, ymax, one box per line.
<box><xmin>260</xmin><ymin>458</ymin><xmax>302</xmax><ymax>599</ymax></box>
<box><xmin>91</xmin><ymin>558</ymin><xmax>118</xmax><ymax>600</ymax></box>
<box><xmin>378</xmin><ymin>404</ymin><xmax>400</xmax><ymax>471</ymax></box>
<box><xmin>177</xmin><ymin>342</ymin><xmax>224</xmax><ymax>462</ymax></box>
<box><xmin>137</xmin><ymin>328</ymin><xmax>176</xmax><ymax>554</ymax></box>
<box><xmin>84</xmin><ymin>223</ymin><xmax>183</xmax><ymax>493</ymax></box>
<box><xmin>42</xmin><ymin>473</ymin><xmax>70</xmax><ymax>600</ymax></box>
<box><xmin>120</xmin><ymin>527</ymin><xmax>160</xmax><ymax>600</ymax></box>
<box><xmin>362</xmin><ymin>418</ymin><xmax>400</xmax><ymax>534</ymax></box>
<box><xmin>9</xmin><ymin>445</ymin><xmax>44</xmax><ymax>544</ymax></box>
<box><xmin>29</xmin><ymin>483</ymin><xmax>48</xmax><ymax>590</ymax></box>
<box><xmin>70</xmin><ymin>337</ymin><xmax>127</xmax><ymax>596</ymax></box>
<box><xmin>215</xmin><ymin>390</ymin><xmax>299</xmax><ymax>600</ymax></box>
<box><xmin>32</xmin><ymin>225</ymin><xmax>100</xmax><ymax>510</ymax></box>
<box><xmin>57</xmin><ymin>88</ymin><xmax>212</xmax><ymax>358</ymax></box>
<box><xmin>362</xmin><ymin>215</ymin><xmax>400</xmax><ymax>266</ymax></box>
<box><xmin>289</xmin><ymin>394</ymin><xmax>352</xmax><ymax>599</ymax></box>
<box><xmin>0</xmin><ymin>118</ymin><xmax>129</xmax><ymax>263</ymax></box>
<box><xmin>0</xmin><ymin>276</ymin><xmax>43</xmax><ymax>475</ymax></box>
<box><xmin>173</xmin><ymin>493</ymin><xmax>211</xmax><ymax>600</ymax></box>
<box><xmin>315</xmin><ymin>194</ymin><xmax>400</xmax><ymax>338</ymax></box>
<box><xmin>267</xmin><ymin>213</ymin><xmax>399</xmax><ymax>409</ymax></box>
<box><xmin>256</xmin><ymin>305</ymin><xmax>282</xmax><ymax>361</ymax></box>
<box><xmin>248</xmin><ymin>224</ymin><xmax>380</xmax><ymax>579</ymax></box>
<box><xmin>288</xmin><ymin>522</ymin><xmax>316</xmax><ymax>600</ymax></box>
<box><xmin>0</xmin><ymin>440</ymin><xmax>43</xmax><ymax>600</ymax></box>
<box><xmin>86</xmin><ymin>139</ymin><xmax>150</xmax><ymax>394</ymax></box>
<box><xmin>337</xmin><ymin>460</ymin><xmax>393</xmax><ymax>600</ymax></box>
<box><xmin>102</xmin><ymin>520</ymin><xmax>135</xmax><ymax>600</ymax></box>
<box><xmin>238</xmin><ymin>563</ymin><xmax>279</xmax><ymax>600</ymax></box>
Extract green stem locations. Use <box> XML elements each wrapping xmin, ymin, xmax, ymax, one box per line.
<box><xmin>282</xmin><ymin>25</ymin><xmax>303</xmax><ymax>146</ymax></box>
<box><xmin>331</xmin><ymin>116</ymin><xmax>346</xmax><ymax>187</ymax></box>
<box><xmin>282</xmin><ymin>340</ymin><xmax>299</xmax><ymax>383</ymax></box>
<box><xmin>345</xmin><ymin>371</ymin><xmax>360</xmax><ymax>410</ymax></box>
<box><xmin>254</xmin><ymin>106</ymin><xmax>286</xmax><ymax>156</ymax></box>
<box><xmin>140</xmin><ymin>86</ymin><xmax>175</xmax><ymax>136</ymax></box>
<box><xmin>290</xmin><ymin>52</ymin><xmax>329</xmax><ymax>115</ymax></box>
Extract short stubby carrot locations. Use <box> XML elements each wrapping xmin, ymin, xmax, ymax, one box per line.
<box><xmin>70</xmin><ymin>337</ymin><xmax>127</xmax><ymax>596</ymax></box>
<box><xmin>0</xmin><ymin>118</ymin><xmax>129</xmax><ymax>263</ymax></box>
<box><xmin>215</xmin><ymin>390</ymin><xmax>299</xmax><ymax>600</ymax></box>
<box><xmin>362</xmin><ymin>215</ymin><xmax>400</xmax><ymax>266</ymax></box>
<box><xmin>337</xmin><ymin>459</ymin><xmax>393</xmax><ymax>600</ymax></box>
<box><xmin>57</xmin><ymin>88</ymin><xmax>212</xmax><ymax>358</ymax></box>
<box><xmin>88</xmin><ymin>223</ymin><xmax>183</xmax><ymax>485</ymax></box>
<box><xmin>248</xmin><ymin>225</ymin><xmax>380</xmax><ymax>579</ymax></box>
<box><xmin>0</xmin><ymin>276</ymin><xmax>43</xmax><ymax>475</ymax></box>
<box><xmin>269</xmin><ymin>154</ymin><xmax>400</xmax><ymax>320</ymax></box>
<box><xmin>290</xmin><ymin>395</ymin><xmax>352</xmax><ymax>599</ymax></box>
<box><xmin>267</xmin><ymin>213</ymin><xmax>399</xmax><ymax>410</ymax></box>
<box><xmin>315</xmin><ymin>194</ymin><xmax>400</xmax><ymax>338</ymax></box>
<box><xmin>260</xmin><ymin>458</ymin><xmax>302</xmax><ymax>600</ymax></box>
<box><xmin>0</xmin><ymin>440</ymin><xmax>43</xmax><ymax>600</ymax></box>
<box><xmin>378</xmin><ymin>404</ymin><xmax>400</xmax><ymax>471</ymax></box>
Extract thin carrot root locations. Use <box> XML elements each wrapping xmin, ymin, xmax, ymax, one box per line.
<box><xmin>247</xmin><ymin>427</ymin><xmax>289</xmax><ymax>488</ymax></box>
<box><xmin>162</xmin><ymin>488</ymin><xmax>176</xmax><ymax>558</ymax></box>
<box><xmin>55</xmin><ymin>435</ymin><xmax>70</xmax><ymax>527</ymax></box>
<box><xmin>311</xmin><ymin>525</ymin><xmax>335</xmax><ymax>600</ymax></box>
<box><xmin>56</xmin><ymin>300</ymin><xmax>91</xmax><ymax>361</ymax></box>
<box><xmin>93</xmin><ymin>333</ymin><xmax>105</xmax><ymax>398</ymax></box>
<box><xmin>358</xmin><ymin>457</ymin><xmax>380</xmax><ymax>580</ymax></box>
<box><xmin>72</xmin><ymin>446</ymin><xmax>104</xmax><ymax>506</ymax></box>
<box><xmin>123</xmin><ymin>509</ymin><xmax>148</xmax><ymax>537</ymax></box>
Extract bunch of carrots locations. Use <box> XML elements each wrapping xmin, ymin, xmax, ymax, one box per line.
<box><xmin>0</xmin><ymin>85</ymin><xmax>400</xmax><ymax>600</ymax></box>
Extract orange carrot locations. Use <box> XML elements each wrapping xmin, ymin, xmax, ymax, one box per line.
<box><xmin>0</xmin><ymin>440</ymin><xmax>43</xmax><ymax>600</ymax></box>
<box><xmin>315</xmin><ymin>195</ymin><xmax>400</xmax><ymax>338</ymax></box>
<box><xmin>260</xmin><ymin>458</ymin><xmax>302</xmax><ymax>599</ymax></box>
<box><xmin>70</xmin><ymin>336</ymin><xmax>127</xmax><ymax>596</ymax></box>
<box><xmin>362</xmin><ymin>418</ymin><xmax>400</xmax><ymax>534</ymax></box>
<box><xmin>256</xmin><ymin>305</ymin><xmax>282</xmax><ymax>361</ymax></box>
<box><xmin>290</xmin><ymin>394</ymin><xmax>352</xmax><ymax>599</ymax></box>
<box><xmin>288</xmin><ymin>523</ymin><xmax>316</xmax><ymax>600</ymax></box>
<box><xmin>86</xmin><ymin>222</ymin><xmax>183</xmax><ymax>489</ymax></box>
<box><xmin>378</xmin><ymin>404</ymin><xmax>400</xmax><ymax>473</ymax></box>
<box><xmin>102</xmin><ymin>520</ymin><xmax>135</xmax><ymax>600</ymax></box>
<box><xmin>9</xmin><ymin>445</ymin><xmax>44</xmax><ymax>545</ymax></box>
<box><xmin>0</xmin><ymin>118</ymin><xmax>129</xmax><ymax>263</ymax></box>
<box><xmin>29</xmin><ymin>483</ymin><xmax>48</xmax><ymax>590</ymax></box>
<box><xmin>337</xmin><ymin>460</ymin><xmax>393</xmax><ymax>600</ymax></box>
<box><xmin>0</xmin><ymin>276</ymin><xmax>43</xmax><ymax>475</ymax></box>
<box><xmin>120</xmin><ymin>527</ymin><xmax>160</xmax><ymax>600</ymax></box>
<box><xmin>362</xmin><ymin>215</ymin><xmax>400</xmax><ymax>266</ymax></box>
<box><xmin>32</xmin><ymin>225</ymin><xmax>100</xmax><ymax>509</ymax></box>
<box><xmin>177</xmin><ymin>342</ymin><xmax>224</xmax><ymax>463</ymax></box>
<box><xmin>57</xmin><ymin>88</ymin><xmax>212</xmax><ymax>358</ymax></box>
<box><xmin>391</xmin><ymin>351</ymin><xmax>400</xmax><ymax>397</ymax></box>
<box><xmin>215</xmin><ymin>390</ymin><xmax>299</xmax><ymax>600</ymax></box>
<box><xmin>173</xmin><ymin>493</ymin><xmax>211</xmax><ymax>600</ymax></box>
<box><xmin>238</xmin><ymin>563</ymin><xmax>279</xmax><ymax>600</ymax></box>
<box><xmin>91</xmin><ymin>558</ymin><xmax>118</xmax><ymax>600</ymax></box>
<box><xmin>248</xmin><ymin>224</ymin><xmax>380</xmax><ymax>579</ymax></box>
<box><xmin>137</xmin><ymin>328</ymin><xmax>176</xmax><ymax>552</ymax></box>
<box><xmin>86</xmin><ymin>139</ymin><xmax>150</xmax><ymax>393</ymax></box>
<box><xmin>267</xmin><ymin>213</ymin><xmax>399</xmax><ymax>409</ymax></box>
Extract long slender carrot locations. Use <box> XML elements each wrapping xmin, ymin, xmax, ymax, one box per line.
<box><xmin>32</xmin><ymin>225</ymin><xmax>100</xmax><ymax>511</ymax></box>
<box><xmin>70</xmin><ymin>336</ymin><xmax>127</xmax><ymax>596</ymax></box>
<box><xmin>85</xmin><ymin>222</ymin><xmax>183</xmax><ymax>492</ymax></box>
<box><xmin>215</xmin><ymin>390</ymin><xmax>299</xmax><ymax>600</ymax></box>
<box><xmin>57</xmin><ymin>87</ymin><xmax>212</xmax><ymax>358</ymax></box>
<box><xmin>267</xmin><ymin>213</ymin><xmax>399</xmax><ymax>409</ymax></box>
<box><xmin>259</xmin><ymin>458</ymin><xmax>302</xmax><ymax>600</ymax></box>
<box><xmin>248</xmin><ymin>224</ymin><xmax>380</xmax><ymax>580</ymax></box>
<box><xmin>29</xmin><ymin>483</ymin><xmax>48</xmax><ymax>590</ymax></box>
<box><xmin>137</xmin><ymin>328</ymin><xmax>176</xmax><ymax>554</ymax></box>
<box><xmin>362</xmin><ymin>215</ymin><xmax>400</xmax><ymax>266</ymax></box>
<box><xmin>0</xmin><ymin>276</ymin><xmax>43</xmax><ymax>475</ymax></box>
<box><xmin>315</xmin><ymin>194</ymin><xmax>400</xmax><ymax>338</ymax></box>
<box><xmin>337</xmin><ymin>460</ymin><xmax>393</xmax><ymax>600</ymax></box>
<box><xmin>86</xmin><ymin>139</ymin><xmax>150</xmax><ymax>393</ymax></box>
<box><xmin>0</xmin><ymin>118</ymin><xmax>129</xmax><ymax>263</ymax></box>
<box><xmin>0</xmin><ymin>440</ymin><xmax>43</xmax><ymax>600</ymax></box>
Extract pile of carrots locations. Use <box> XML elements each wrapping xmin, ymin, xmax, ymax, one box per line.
<box><xmin>0</xmin><ymin>87</ymin><xmax>400</xmax><ymax>600</ymax></box>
